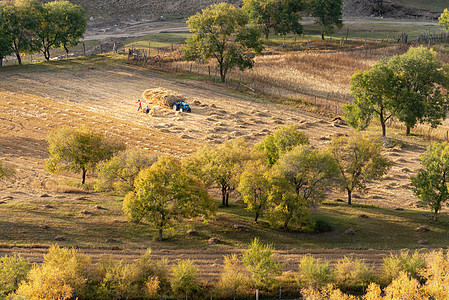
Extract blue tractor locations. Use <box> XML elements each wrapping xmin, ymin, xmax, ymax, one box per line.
<box><xmin>172</xmin><ymin>101</ymin><xmax>191</xmax><ymax>112</ymax></box>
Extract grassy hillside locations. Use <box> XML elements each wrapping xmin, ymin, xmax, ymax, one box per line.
<box><xmin>392</xmin><ymin>0</ymin><xmax>447</xmax><ymax>12</ymax></box>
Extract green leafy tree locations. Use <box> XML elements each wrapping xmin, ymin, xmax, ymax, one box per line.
<box><xmin>185</xmin><ymin>139</ymin><xmax>253</xmax><ymax>207</ymax></box>
<box><xmin>95</xmin><ymin>149</ymin><xmax>157</xmax><ymax>194</ymax></box>
<box><xmin>46</xmin><ymin>126</ymin><xmax>125</xmax><ymax>184</ymax></box>
<box><xmin>345</xmin><ymin>47</ymin><xmax>449</xmax><ymax>137</ymax></box>
<box><xmin>328</xmin><ymin>133</ymin><xmax>391</xmax><ymax>205</ymax></box>
<box><xmin>183</xmin><ymin>2</ymin><xmax>264</xmax><ymax>83</ymax></box>
<box><xmin>38</xmin><ymin>0</ymin><xmax>86</xmax><ymax>61</ymax></box>
<box><xmin>0</xmin><ymin>4</ymin><xmax>14</xmax><ymax>67</ymax></box>
<box><xmin>241</xmin><ymin>238</ymin><xmax>282</xmax><ymax>288</ymax></box>
<box><xmin>6</xmin><ymin>0</ymin><xmax>43</xmax><ymax>65</ymax></box>
<box><xmin>243</xmin><ymin>0</ymin><xmax>303</xmax><ymax>39</ymax></box>
<box><xmin>343</xmin><ymin>60</ymin><xmax>396</xmax><ymax>137</ymax></box>
<box><xmin>123</xmin><ymin>155</ymin><xmax>215</xmax><ymax>241</ymax></box>
<box><xmin>255</xmin><ymin>124</ymin><xmax>309</xmax><ymax>166</ymax></box>
<box><xmin>411</xmin><ymin>142</ymin><xmax>449</xmax><ymax>221</ymax></box>
<box><xmin>238</xmin><ymin>159</ymin><xmax>271</xmax><ymax>222</ymax></box>
<box><xmin>267</xmin><ymin>145</ymin><xmax>339</xmax><ymax>230</ymax></box>
<box><xmin>439</xmin><ymin>8</ymin><xmax>449</xmax><ymax>30</ymax></box>
<box><xmin>387</xmin><ymin>46</ymin><xmax>449</xmax><ymax>135</ymax></box>
<box><xmin>306</xmin><ymin>0</ymin><xmax>343</xmax><ymax>40</ymax></box>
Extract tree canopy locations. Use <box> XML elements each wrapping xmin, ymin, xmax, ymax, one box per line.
<box><xmin>242</xmin><ymin>0</ymin><xmax>303</xmax><ymax>39</ymax></box>
<box><xmin>123</xmin><ymin>155</ymin><xmax>215</xmax><ymax>241</ymax></box>
<box><xmin>95</xmin><ymin>148</ymin><xmax>157</xmax><ymax>194</ymax></box>
<box><xmin>306</xmin><ymin>0</ymin><xmax>343</xmax><ymax>40</ymax></box>
<box><xmin>411</xmin><ymin>142</ymin><xmax>449</xmax><ymax>221</ymax></box>
<box><xmin>46</xmin><ymin>126</ymin><xmax>125</xmax><ymax>184</ymax></box>
<box><xmin>255</xmin><ymin>124</ymin><xmax>309</xmax><ymax>166</ymax></box>
<box><xmin>344</xmin><ymin>46</ymin><xmax>449</xmax><ymax>137</ymax></box>
<box><xmin>267</xmin><ymin>145</ymin><xmax>338</xmax><ymax>230</ymax></box>
<box><xmin>387</xmin><ymin>46</ymin><xmax>449</xmax><ymax>135</ymax></box>
<box><xmin>183</xmin><ymin>2</ymin><xmax>264</xmax><ymax>83</ymax></box>
<box><xmin>439</xmin><ymin>8</ymin><xmax>449</xmax><ymax>31</ymax></box>
<box><xmin>38</xmin><ymin>0</ymin><xmax>86</xmax><ymax>60</ymax></box>
<box><xmin>0</xmin><ymin>0</ymin><xmax>86</xmax><ymax>65</ymax></box>
<box><xmin>185</xmin><ymin>138</ymin><xmax>254</xmax><ymax>207</ymax></box>
<box><xmin>328</xmin><ymin>133</ymin><xmax>391</xmax><ymax>205</ymax></box>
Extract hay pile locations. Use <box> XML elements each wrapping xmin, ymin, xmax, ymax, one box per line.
<box><xmin>149</xmin><ymin>105</ymin><xmax>164</xmax><ymax>117</ymax></box>
<box><xmin>142</xmin><ymin>88</ymin><xmax>186</xmax><ymax>108</ymax></box>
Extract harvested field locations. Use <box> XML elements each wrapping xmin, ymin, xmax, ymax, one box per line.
<box><xmin>0</xmin><ymin>55</ymin><xmax>446</xmax><ymax>278</ymax></box>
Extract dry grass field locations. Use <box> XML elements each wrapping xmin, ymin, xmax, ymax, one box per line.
<box><xmin>0</xmin><ymin>50</ymin><xmax>448</xmax><ymax>279</ymax></box>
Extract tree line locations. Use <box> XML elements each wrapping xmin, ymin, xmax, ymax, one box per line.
<box><xmin>1</xmin><ymin>242</ymin><xmax>449</xmax><ymax>299</ymax></box>
<box><xmin>183</xmin><ymin>0</ymin><xmax>343</xmax><ymax>82</ymax></box>
<box><xmin>0</xmin><ymin>0</ymin><xmax>86</xmax><ymax>66</ymax></box>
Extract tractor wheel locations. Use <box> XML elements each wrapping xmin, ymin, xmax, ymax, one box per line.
<box><xmin>180</xmin><ymin>107</ymin><xmax>184</xmax><ymax>112</ymax></box>
<box><xmin>187</xmin><ymin>108</ymin><xmax>191</xmax><ymax>113</ymax></box>
<box><xmin>173</xmin><ymin>104</ymin><xmax>178</xmax><ymax>111</ymax></box>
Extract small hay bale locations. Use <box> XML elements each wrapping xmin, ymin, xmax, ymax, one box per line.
<box><xmin>149</xmin><ymin>105</ymin><xmax>164</xmax><ymax>117</ymax></box>
<box><xmin>142</xmin><ymin>88</ymin><xmax>186</xmax><ymax>108</ymax></box>
<box><xmin>345</xmin><ymin>228</ymin><xmax>356</xmax><ymax>235</ymax></box>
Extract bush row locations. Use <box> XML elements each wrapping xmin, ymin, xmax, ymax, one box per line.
<box><xmin>1</xmin><ymin>243</ymin><xmax>448</xmax><ymax>299</ymax></box>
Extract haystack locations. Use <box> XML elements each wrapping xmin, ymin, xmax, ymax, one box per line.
<box><xmin>142</xmin><ymin>88</ymin><xmax>186</xmax><ymax>108</ymax></box>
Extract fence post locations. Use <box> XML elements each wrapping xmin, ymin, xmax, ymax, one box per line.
<box><xmin>148</xmin><ymin>40</ymin><xmax>151</xmax><ymax>56</ymax></box>
<box><xmin>446</xmin><ymin>131</ymin><xmax>448</xmax><ymax>141</ymax></box>
<box><xmin>83</xmin><ymin>42</ymin><xmax>85</xmax><ymax>55</ymax></box>
<box><xmin>279</xmin><ymin>285</ymin><xmax>282</xmax><ymax>299</ymax></box>
<box><xmin>189</xmin><ymin>64</ymin><xmax>192</xmax><ymax>76</ymax></box>
<box><xmin>256</xmin><ymin>289</ymin><xmax>259</xmax><ymax>300</ymax></box>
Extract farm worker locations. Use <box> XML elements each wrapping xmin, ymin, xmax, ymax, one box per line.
<box><xmin>144</xmin><ymin>105</ymin><xmax>150</xmax><ymax>114</ymax></box>
<box><xmin>136</xmin><ymin>99</ymin><xmax>142</xmax><ymax>111</ymax></box>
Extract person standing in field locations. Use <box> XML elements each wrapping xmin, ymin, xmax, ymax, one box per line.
<box><xmin>136</xmin><ymin>99</ymin><xmax>142</xmax><ymax>111</ymax></box>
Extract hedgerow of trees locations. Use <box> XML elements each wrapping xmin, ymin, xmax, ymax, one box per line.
<box><xmin>0</xmin><ymin>0</ymin><xmax>86</xmax><ymax>65</ymax></box>
<box><xmin>3</xmin><ymin>244</ymin><xmax>449</xmax><ymax>299</ymax></box>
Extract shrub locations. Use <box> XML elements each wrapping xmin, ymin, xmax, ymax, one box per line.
<box><xmin>299</xmin><ymin>255</ymin><xmax>334</xmax><ymax>288</ymax></box>
<box><xmin>383</xmin><ymin>271</ymin><xmax>424</xmax><ymax>300</ymax></box>
<box><xmin>382</xmin><ymin>250</ymin><xmax>425</xmax><ymax>284</ymax></box>
<box><xmin>312</xmin><ymin>218</ymin><xmax>333</xmax><ymax>233</ymax></box>
<box><xmin>241</xmin><ymin>238</ymin><xmax>282</xmax><ymax>289</ymax></box>
<box><xmin>420</xmin><ymin>250</ymin><xmax>449</xmax><ymax>299</ymax></box>
<box><xmin>14</xmin><ymin>264</ymin><xmax>73</xmax><ymax>300</ymax></box>
<box><xmin>362</xmin><ymin>283</ymin><xmax>382</xmax><ymax>300</ymax></box>
<box><xmin>41</xmin><ymin>245</ymin><xmax>93</xmax><ymax>298</ymax></box>
<box><xmin>301</xmin><ymin>284</ymin><xmax>357</xmax><ymax>300</ymax></box>
<box><xmin>0</xmin><ymin>254</ymin><xmax>31</xmax><ymax>296</ymax></box>
<box><xmin>145</xmin><ymin>276</ymin><xmax>160</xmax><ymax>298</ymax></box>
<box><xmin>217</xmin><ymin>254</ymin><xmax>252</xmax><ymax>298</ymax></box>
<box><xmin>170</xmin><ymin>259</ymin><xmax>199</xmax><ymax>297</ymax></box>
<box><xmin>334</xmin><ymin>256</ymin><xmax>374</xmax><ymax>293</ymax></box>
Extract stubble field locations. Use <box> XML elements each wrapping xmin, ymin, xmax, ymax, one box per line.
<box><xmin>0</xmin><ymin>49</ymin><xmax>447</xmax><ymax>279</ymax></box>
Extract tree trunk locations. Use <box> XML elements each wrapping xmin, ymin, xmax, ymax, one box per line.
<box><xmin>381</xmin><ymin>121</ymin><xmax>386</xmax><ymax>137</ymax></box>
<box><xmin>221</xmin><ymin>186</ymin><xmax>226</xmax><ymax>206</ymax></box>
<box><xmin>220</xmin><ymin>69</ymin><xmax>226</xmax><ymax>83</ymax></box>
<box><xmin>0</xmin><ymin>55</ymin><xmax>2</xmax><ymax>67</ymax></box>
<box><xmin>15</xmin><ymin>51</ymin><xmax>22</xmax><ymax>65</ymax></box>
<box><xmin>44</xmin><ymin>48</ymin><xmax>50</xmax><ymax>61</ymax></box>
<box><xmin>81</xmin><ymin>168</ymin><xmax>86</xmax><ymax>184</ymax></box>
<box><xmin>158</xmin><ymin>228</ymin><xmax>163</xmax><ymax>241</ymax></box>
<box><xmin>283</xmin><ymin>218</ymin><xmax>290</xmax><ymax>231</ymax></box>
<box><xmin>225</xmin><ymin>191</ymin><xmax>229</xmax><ymax>207</ymax></box>
<box><xmin>254</xmin><ymin>211</ymin><xmax>259</xmax><ymax>223</ymax></box>
<box><xmin>321</xmin><ymin>32</ymin><xmax>325</xmax><ymax>40</ymax></box>
<box><xmin>64</xmin><ymin>45</ymin><xmax>69</xmax><ymax>59</ymax></box>
<box><xmin>347</xmin><ymin>188</ymin><xmax>352</xmax><ymax>205</ymax></box>
<box><xmin>406</xmin><ymin>126</ymin><xmax>410</xmax><ymax>136</ymax></box>
<box><xmin>433</xmin><ymin>210</ymin><xmax>438</xmax><ymax>221</ymax></box>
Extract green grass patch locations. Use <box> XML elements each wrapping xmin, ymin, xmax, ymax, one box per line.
<box><xmin>1</xmin><ymin>193</ymin><xmax>447</xmax><ymax>250</ymax></box>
